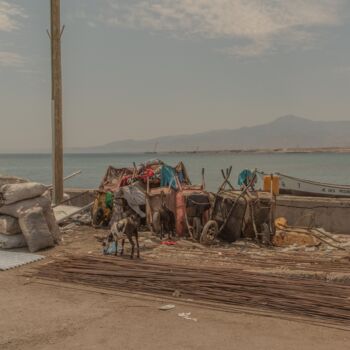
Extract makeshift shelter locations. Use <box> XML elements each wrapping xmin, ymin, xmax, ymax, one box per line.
<box><xmin>99</xmin><ymin>167</ymin><xmax>134</xmax><ymax>193</ymax></box>
<box><xmin>92</xmin><ymin>160</ymin><xmax>191</xmax><ymax>226</ymax></box>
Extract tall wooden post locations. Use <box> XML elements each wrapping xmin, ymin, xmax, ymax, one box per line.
<box><xmin>50</xmin><ymin>0</ymin><xmax>63</xmax><ymax>204</ymax></box>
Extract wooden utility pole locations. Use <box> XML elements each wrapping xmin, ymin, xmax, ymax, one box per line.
<box><xmin>50</xmin><ymin>0</ymin><xmax>63</xmax><ymax>204</ymax></box>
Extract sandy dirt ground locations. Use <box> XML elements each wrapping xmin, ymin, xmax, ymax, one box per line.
<box><xmin>1</xmin><ymin>225</ymin><xmax>350</xmax><ymax>350</ymax></box>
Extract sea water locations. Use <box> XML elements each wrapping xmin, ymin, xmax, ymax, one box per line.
<box><xmin>0</xmin><ymin>153</ymin><xmax>349</xmax><ymax>191</ymax></box>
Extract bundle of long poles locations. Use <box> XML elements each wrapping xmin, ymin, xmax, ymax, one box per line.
<box><xmin>34</xmin><ymin>256</ymin><xmax>350</xmax><ymax>327</ymax></box>
<box><xmin>146</xmin><ymin>248</ymin><xmax>350</xmax><ymax>274</ymax></box>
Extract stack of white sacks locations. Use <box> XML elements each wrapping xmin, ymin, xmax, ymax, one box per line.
<box><xmin>0</xmin><ymin>176</ymin><xmax>61</xmax><ymax>253</ymax></box>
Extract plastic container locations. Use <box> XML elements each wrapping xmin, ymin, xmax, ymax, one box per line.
<box><xmin>263</xmin><ymin>175</ymin><xmax>280</xmax><ymax>195</ymax></box>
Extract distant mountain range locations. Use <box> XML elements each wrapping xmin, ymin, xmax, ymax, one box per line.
<box><xmin>72</xmin><ymin>115</ymin><xmax>350</xmax><ymax>153</ymax></box>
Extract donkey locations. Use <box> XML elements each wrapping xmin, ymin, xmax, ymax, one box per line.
<box><xmin>158</xmin><ymin>191</ymin><xmax>176</xmax><ymax>240</ymax></box>
<box><xmin>111</xmin><ymin>214</ymin><xmax>140</xmax><ymax>259</ymax></box>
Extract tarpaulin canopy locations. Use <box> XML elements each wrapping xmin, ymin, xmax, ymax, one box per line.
<box><xmin>115</xmin><ymin>183</ymin><xmax>146</xmax><ymax>218</ymax></box>
<box><xmin>99</xmin><ymin>166</ymin><xmax>133</xmax><ymax>193</ymax></box>
<box><xmin>94</xmin><ymin>159</ymin><xmax>192</xmax><ymax>226</ymax></box>
<box><xmin>98</xmin><ymin>160</ymin><xmax>191</xmax><ymax>193</ymax></box>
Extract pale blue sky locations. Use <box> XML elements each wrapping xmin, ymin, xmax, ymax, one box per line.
<box><xmin>1</xmin><ymin>0</ymin><xmax>350</xmax><ymax>151</ymax></box>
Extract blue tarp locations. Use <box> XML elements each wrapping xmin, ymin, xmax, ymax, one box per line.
<box><xmin>160</xmin><ymin>165</ymin><xmax>177</xmax><ymax>189</ymax></box>
<box><xmin>238</xmin><ymin>169</ymin><xmax>254</xmax><ymax>187</ymax></box>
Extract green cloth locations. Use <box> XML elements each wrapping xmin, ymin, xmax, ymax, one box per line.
<box><xmin>105</xmin><ymin>192</ymin><xmax>113</xmax><ymax>208</ymax></box>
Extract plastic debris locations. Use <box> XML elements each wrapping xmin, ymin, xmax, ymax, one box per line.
<box><xmin>158</xmin><ymin>304</ymin><xmax>176</xmax><ymax>311</ymax></box>
<box><xmin>161</xmin><ymin>241</ymin><xmax>176</xmax><ymax>246</ymax></box>
<box><xmin>178</xmin><ymin>312</ymin><xmax>198</xmax><ymax>322</ymax></box>
<box><xmin>172</xmin><ymin>289</ymin><xmax>182</xmax><ymax>298</ymax></box>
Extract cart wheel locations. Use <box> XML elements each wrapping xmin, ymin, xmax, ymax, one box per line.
<box><xmin>200</xmin><ymin>220</ymin><xmax>219</xmax><ymax>245</ymax></box>
<box><xmin>152</xmin><ymin>211</ymin><xmax>161</xmax><ymax>234</ymax></box>
<box><xmin>192</xmin><ymin>217</ymin><xmax>203</xmax><ymax>241</ymax></box>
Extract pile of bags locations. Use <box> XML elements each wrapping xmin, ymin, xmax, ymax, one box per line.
<box><xmin>0</xmin><ymin>177</ymin><xmax>61</xmax><ymax>252</ymax></box>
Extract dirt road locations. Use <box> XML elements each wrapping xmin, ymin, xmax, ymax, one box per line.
<box><xmin>1</xmin><ymin>272</ymin><xmax>350</xmax><ymax>350</ymax></box>
<box><xmin>1</xmin><ymin>226</ymin><xmax>349</xmax><ymax>350</ymax></box>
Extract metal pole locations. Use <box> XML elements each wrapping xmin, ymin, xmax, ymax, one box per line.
<box><xmin>50</xmin><ymin>0</ymin><xmax>64</xmax><ymax>205</ymax></box>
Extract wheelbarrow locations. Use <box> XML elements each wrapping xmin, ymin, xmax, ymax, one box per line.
<box><xmin>200</xmin><ymin>167</ymin><xmax>262</xmax><ymax>245</ymax></box>
<box><xmin>179</xmin><ymin>189</ymin><xmax>211</xmax><ymax>241</ymax></box>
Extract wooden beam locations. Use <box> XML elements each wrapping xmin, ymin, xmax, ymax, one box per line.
<box><xmin>50</xmin><ymin>0</ymin><xmax>63</xmax><ymax>205</ymax></box>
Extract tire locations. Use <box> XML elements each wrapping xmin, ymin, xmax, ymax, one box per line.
<box><xmin>192</xmin><ymin>217</ymin><xmax>203</xmax><ymax>241</ymax></box>
<box><xmin>200</xmin><ymin>220</ymin><xmax>219</xmax><ymax>245</ymax></box>
<box><xmin>152</xmin><ymin>211</ymin><xmax>161</xmax><ymax>234</ymax></box>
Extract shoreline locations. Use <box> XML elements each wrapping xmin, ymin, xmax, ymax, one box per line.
<box><xmin>167</xmin><ymin>147</ymin><xmax>350</xmax><ymax>155</ymax></box>
<box><xmin>2</xmin><ymin>147</ymin><xmax>350</xmax><ymax>155</ymax></box>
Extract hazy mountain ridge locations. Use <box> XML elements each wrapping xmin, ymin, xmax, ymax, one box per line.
<box><xmin>74</xmin><ymin>115</ymin><xmax>350</xmax><ymax>153</ymax></box>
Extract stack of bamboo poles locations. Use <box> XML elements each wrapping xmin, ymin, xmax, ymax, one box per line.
<box><xmin>34</xmin><ymin>255</ymin><xmax>350</xmax><ymax>327</ymax></box>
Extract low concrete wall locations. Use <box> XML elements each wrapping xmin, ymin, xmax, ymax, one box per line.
<box><xmin>276</xmin><ymin>195</ymin><xmax>350</xmax><ymax>234</ymax></box>
<box><xmin>63</xmin><ymin>188</ymin><xmax>350</xmax><ymax>234</ymax></box>
<box><xmin>65</xmin><ymin>188</ymin><xmax>96</xmax><ymax>207</ymax></box>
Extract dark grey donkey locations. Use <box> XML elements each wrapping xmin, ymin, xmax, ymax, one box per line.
<box><xmin>158</xmin><ymin>191</ymin><xmax>176</xmax><ymax>240</ymax></box>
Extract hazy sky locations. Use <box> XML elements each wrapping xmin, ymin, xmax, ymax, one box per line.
<box><xmin>1</xmin><ymin>0</ymin><xmax>350</xmax><ymax>151</ymax></box>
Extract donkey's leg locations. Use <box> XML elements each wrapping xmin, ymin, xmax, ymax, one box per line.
<box><xmin>128</xmin><ymin>235</ymin><xmax>135</xmax><ymax>259</ymax></box>
<box><xmin>167</xmin><ymin>223</ymin><xmax>171</xmax><ymax>240</ymax></box>
<box><xmin>114</xmin><ymin>237</ymin><xmax>118</xmax><ymax>256</ymax></box>
<box><xmin>164</xmin><ymin>221</ymin><xmax>171</xmax><ymax>240</ymax></box>
<box><xmin>135</xmin><ymin>229</ymin><xmax>140</xmax><ymax>258</ymax></box>
<box><xmin>160</xmin><ymin>223</ymin><xmax>164</xmax><ymax>240</ymax></box>
<box><xmin>121</xmin><ymin>238</ymin><xmax>125</xmax><ymax>256</ymax></box>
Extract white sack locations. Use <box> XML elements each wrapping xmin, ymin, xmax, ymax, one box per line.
<box><xmin>0</xmin><ymin>195</ymin><xmax>61</xmax><ymax>243</ymax></box>
<box><xmin>19</xmin><ymin>207</ymin><xmax>54</xmax><ymax>253</ymax></box>
<box><xmin>0</xmin><ymin>182</ymin><xmax>47</xmax><ymax>206</ymax></box>
<box><xmin>44</xmin><ymin>206</ymin><xmax>61</xmax><ymax>243</ymax></box>
<box><xmin>0</xmin><ymin>195</ymin><xmax>50</xmax><ymax>217</ymax></box>
<box><xmin>0</xmin><ymin>233</ymin><xmax>27</xmax><ymax>249</ymax></box>
<box><xmin>0</xmin><ymin>215</ymin><xmax>21</xmax><ymax>235</ymax></box>
<box><xmin>0</xmin><ymin>175</ymin><xmax>28</xmax><ymax>187</ymax></box>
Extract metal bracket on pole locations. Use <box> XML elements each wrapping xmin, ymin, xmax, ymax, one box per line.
<box><xmin>60</xmin><ymin>25</ymin><xmax>65</xmax><ymax>39</ymax></box>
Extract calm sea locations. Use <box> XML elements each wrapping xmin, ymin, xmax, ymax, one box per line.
<box><xmin>0</xmin><ymin>153</ymin><xmax>349</xmax><ymax>191</ymax></box>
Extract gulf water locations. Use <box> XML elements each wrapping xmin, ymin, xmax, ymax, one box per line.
<box><xmin>0</xmin><ymin>153</ymin><xmax>349</xmax><ymax>191</ymax></box>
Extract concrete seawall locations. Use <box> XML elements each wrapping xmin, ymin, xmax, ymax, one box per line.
<box><xmin>276</xmin><ymin>195</ymin><xmax>350</xmax><ymax>234</ymax></box>
<box><xmin>65</xmin><ymin>188</ymin><xmax>96</xmax><ymax>207</ymax></box>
